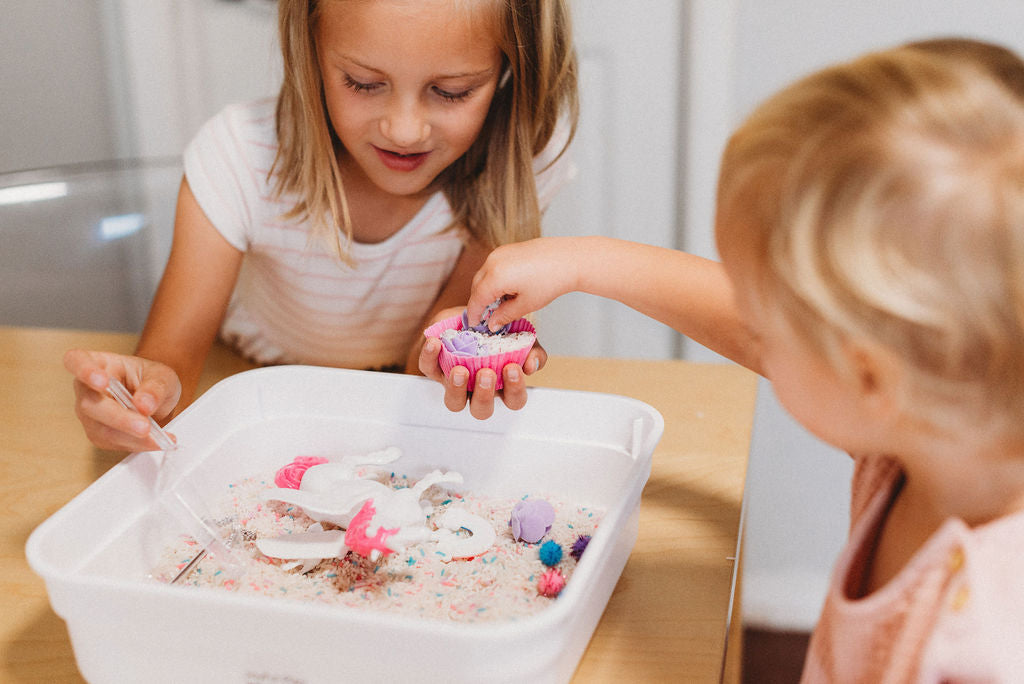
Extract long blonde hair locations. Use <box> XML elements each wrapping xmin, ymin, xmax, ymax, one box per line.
<box><xmin>272</xmin><ymin>0</ymin><xmax>578</xmax><ymax>264</ymax></box>
<box><xmin>716</xmin><ymin>41</ymin><xmax>1024</xmax><ymax>417</ymax></box>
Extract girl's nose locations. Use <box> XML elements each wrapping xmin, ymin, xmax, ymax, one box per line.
<box><xmin>380</xmin><ymin>101</ymin><xmax>430</xmax><ymax>148</ymax></box>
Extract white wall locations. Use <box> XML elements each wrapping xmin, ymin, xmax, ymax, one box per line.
<box><xmin>680</xmin><ymin>0</ymin><xmax>1024</xmax><ymax>355</ymax></box>
<box><xmin>111</xmin><ymin>0</ymin><xmax>281</xmax><ymax>159</ymax></box>
<box><xmin>0</xmin><ymin>2</ymin><xmax>118</xmax><ymax>172</ymax></box>
<box><xmin>537</xmin><ymin>2</ymin><xmax>684</xmax><ymax>359</ymax></box>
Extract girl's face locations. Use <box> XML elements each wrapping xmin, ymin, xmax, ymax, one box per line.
<box><xmin>316</xmin><ymin>0</ymin><xmax>503</xmax><ymax>199</ymax></box>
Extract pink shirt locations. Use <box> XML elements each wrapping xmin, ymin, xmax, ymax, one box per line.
<box><xmin>183</xmin><ymin>98</ymin><xmax>572</xmax><ymax>370</ymax></box>
<box><xmin>802</xmin><ymin>455</ymin><xmax>1024</xmax><ymax>682</ymax></box>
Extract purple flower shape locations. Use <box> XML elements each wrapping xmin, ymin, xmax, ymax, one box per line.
<box><xmin>509</xmin><ymin>499</ymin><xmax>556</xmax><ymax>543</ymax></box>
<box><xmin>441</xmin><ymin>330</ymin><xmax>479</xmax><ymax>356</ymax></box>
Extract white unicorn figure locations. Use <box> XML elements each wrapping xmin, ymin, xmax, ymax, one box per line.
<box><xmin>254</xmin><ymin>447</ymin><xmax>495</xmax><ymax>571</ymax></box>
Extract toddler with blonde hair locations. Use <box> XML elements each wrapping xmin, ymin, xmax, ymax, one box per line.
<box><xmin>467</xmin><ymin>39</ymin><xmax>1024</xmax><ymax>680</ymax></box>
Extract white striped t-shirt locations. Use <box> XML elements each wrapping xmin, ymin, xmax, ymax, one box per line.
<box><xmin>183</xmin><ymin>98</ymin><xmax>573</xmax><ymax>370</ymax></box>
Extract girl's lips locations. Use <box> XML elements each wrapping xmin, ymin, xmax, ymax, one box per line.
<box><xmin>374</xmin><ymin>146</ymin><xmax>430</xmax><ymax>172</ymax></box>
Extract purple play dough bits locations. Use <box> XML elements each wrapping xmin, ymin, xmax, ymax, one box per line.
<box><xmin>461</xmin><ymin>298</ymin><xmax>512</xmax><ymax>335</ymax></box>
<box><xmin>509</xmin><ymin>499</ymin><xmax>556</xmax><ymax>543</ymax></box>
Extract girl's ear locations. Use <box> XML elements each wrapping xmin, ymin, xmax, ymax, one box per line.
<box><xmin>841</xmin><ymin>339</ymin><xmax>907</xmax><ymax>422</ymax></box>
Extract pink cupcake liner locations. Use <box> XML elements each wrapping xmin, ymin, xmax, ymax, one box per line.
<box><xmin>423</xmin><ymin>315</ymin><xmax>536</xmax><ymax>391</ymax></box>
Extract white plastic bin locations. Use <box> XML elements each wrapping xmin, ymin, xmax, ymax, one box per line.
<box><xmin>27</xmin><ymin>366</ymin><xmax>663</xmax><ymax>683</ymax></box>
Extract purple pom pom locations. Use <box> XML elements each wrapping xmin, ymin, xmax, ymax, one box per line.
<box><xmin>570</xmin><ymin>534</ymin><xmax>591</xmax><ymax>561</ymax></box>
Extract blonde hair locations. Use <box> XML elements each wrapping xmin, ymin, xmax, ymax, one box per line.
<box><xmin>271</xmin><ymin>0</ymin><xmax>578</xmax><ymax>264</ymax></box>
<box><xmin>906</xmin><ymin>37</ymin><xmax>1024</xmax><ymax>99</ymax></box>
<box><xmin>716</xmin><ymin>41</ymin><xmax>1024</xmax><ymax>419</ymax></box>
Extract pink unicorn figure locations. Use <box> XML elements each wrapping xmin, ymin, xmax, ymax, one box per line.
<box><xmin>344</xmin><ymin>500</ymin><xmax>398</xmax><ymax>558</ymax></box>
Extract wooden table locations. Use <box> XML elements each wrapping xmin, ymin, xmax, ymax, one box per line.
<box><xmin>0</xmin><ymin>325</ymin><xmax>757</xmax><ymax>683</ymax></box>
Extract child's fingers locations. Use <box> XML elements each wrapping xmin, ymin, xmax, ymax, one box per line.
<box><xmin>85</xmin><ymin>417</ymin><xmax>160</xmax><ymax>452</ymax></box>
<box><xmin>465</xmin><ymin>293</ymin><xmax>497</xmax><ymax>330</ymax></box>
<box><xmin>522</xmin><ymin>345</ymin><xmax>547</xmax><ymax>375</ymax></box>
<box><xmin>466</xmin><ymin>268</ymin><xmax>517</xmax><ymax>328</ymax></box>
<box><xmin>498</xmin><ymin>364</ymin><xmax>528</xmax><ymax>411</ymax></box>
<box><xmin>443</xmin><ymin>366</ymin><xmax>471</xmax><ymax>412</ymax></box>
<box><xmin>66</xmin><ymin>351</ymin><xmax>181</xmax><ymax>449</ymax></box>
<box><xmin>73</xmin><ymin>381</ymin><xmax>155</xmax><ymax>451</ymax></box>
<box><xmin>418</xmin><ymin>337</ymin><xmax>445</xmax><ymax>381</ymax></box>
<box><xmin>467</xmin><ymin>292</ymin><xmax>530</xmax><ymax>333</ymax></box>
<box><xmin>130</xmin><ymin>366</ymin><xmax>181</xmax><ymax>420</ymax></box>
<box><xmin>486</xmin><ymin>299</ymin><xmax>524</xmax><ymax>332</ymax></box>
<box><xmin>63</xmin><ymin>348</ymin><xmax>111</xmax><ymax>392</ymax></box>
<box><xmin>94</xmin><ymin>392</ymin><xmax>175</xmax><ymax>452</ymax></box>
<box><xmin>468</xmin><ymin>369</ymin><xmax>498</xmax><ymax>420</ymax></box>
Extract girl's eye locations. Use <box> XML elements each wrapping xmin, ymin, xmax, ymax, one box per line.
<box><xmin>433</xmin><ymin>86</ymin><xmax>473</xmax><ymax>104</ymax></box>
<box><xmin>343</xmin><ymin>74</ymin><xmax>382</xmax><ymax>94</ymax></box>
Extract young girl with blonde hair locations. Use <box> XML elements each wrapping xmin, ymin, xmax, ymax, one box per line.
<box><xmin>466</xmin><ymin>39</ymin><xmax>1024</xmax><ymax>680</ymax></box>
<box><xmin>66</xmin><ymin>0</ymin><xmax>578</xmax><ymax>449</ymax></box>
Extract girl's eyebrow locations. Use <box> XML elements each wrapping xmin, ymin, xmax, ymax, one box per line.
<box><xmin>336</xmin><ymin>54</ymin><xmax>384</xmax><ymax>74</ymax></box>
<box><xmin>431</xmin><ymin>66</ymin><xmax>499</xmax><ymax>81</ymax></box>
<box><xmin>336</xmin><ymin>53</ymin><xmax>496</xmax><ymax>81</ymax></box>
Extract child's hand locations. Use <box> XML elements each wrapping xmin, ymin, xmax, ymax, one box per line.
<box><xmin>467</xmin><ymin>237</ymin><xmax>582</xmax><ymax>332</ymax></box>
<box><xmin>63</xmin><ymin>349</ymin><xmax>182</xmax><ymax>452</ymax></box>
<box><xmin>418</xmin><ymin>308</ymin><xmax>548</xmax><ymax>420</ymax></box>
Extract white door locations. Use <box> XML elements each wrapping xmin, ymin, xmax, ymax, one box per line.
<box><xmin>107</xmin><ymin>0</ymin><xmax>686</xmax><ymax>360</ymax></box>
<box><xmin>537</xmin><ymin>1</ymin><xmax>684</xmax><ymax>359</ymax></box>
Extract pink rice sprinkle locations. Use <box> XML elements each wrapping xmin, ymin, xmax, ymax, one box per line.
<box><xmin>150</xmin><ymin>467</ymin><xmax>603</xmax><ymax>623</ymax></box>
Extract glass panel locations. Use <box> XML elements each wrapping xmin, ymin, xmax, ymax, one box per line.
<box><xmin>0</xmin><ymin>158</ymin><xmax>181</xmax><ymax>332</ymax></box>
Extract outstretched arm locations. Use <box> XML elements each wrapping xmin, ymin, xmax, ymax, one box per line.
<box><xmin>468</xmin><ymin>236</ymin><xmax>761</xmax><ymax>373</ymax></box>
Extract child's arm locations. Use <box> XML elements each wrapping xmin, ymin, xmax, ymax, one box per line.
<box><xmin>135</xmin><ymin>178</ymin><xmax>243</xmax><ymax>405</ymax></box>
<box><xmin>64</xmin><ymin>177</ymin><xmax>243</xmax><ymax>451</ymax></box>
<box><xmin>468</xmin><ymin>236</ymin><xmax>761</xmax><ymax>373</ymax></box>
<box><xmin>412</xmin><ymin>238</ymin><xmax>547</xmax><ymax>420</ymax></box>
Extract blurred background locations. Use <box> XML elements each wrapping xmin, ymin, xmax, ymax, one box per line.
<box><xmin>4</xmin><ymin>1</ymin><xmax>1024</xmax><ymax>680</ymax></box>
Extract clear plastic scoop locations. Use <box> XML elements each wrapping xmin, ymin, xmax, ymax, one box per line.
<box><xmin>105</xmin><ymin>381</ymin><xmax>248</xmax><ymax>583</ymax></box>
<box><xmin>106</xmin><ymin>377</ymin><xmax>177</xmax><ymax>451</ymax></box>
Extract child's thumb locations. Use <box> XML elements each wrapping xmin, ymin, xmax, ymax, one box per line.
<box><xmin>487</xmin><ymin>297</ymin><xmax>528</xmax><ymax>332</ymax></box>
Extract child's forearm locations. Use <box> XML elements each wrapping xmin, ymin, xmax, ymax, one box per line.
<box><xmin>135</xmin><ymin>319</ymin><xmax>216</xmax><ymax>414</ymax></box>
<box><xmin>566</xmin><ymin>237</ymin><xmax>759</xmax><ymax>371</ymax></box>
<box><xmin>470</xmin><ymin>235</ymin><xmax>760</xmax><ymax>372</ymax></box>
<box><xmin>135</xmin><ymin>177</ymin><xmax>244</xmax><ymax>413</ymax></box>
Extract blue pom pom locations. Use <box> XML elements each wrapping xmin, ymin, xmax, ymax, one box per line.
<box><xmin>538</xmin><ymin>540</ymin><xmax>563</xmax><ymax>567</ymax></box>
